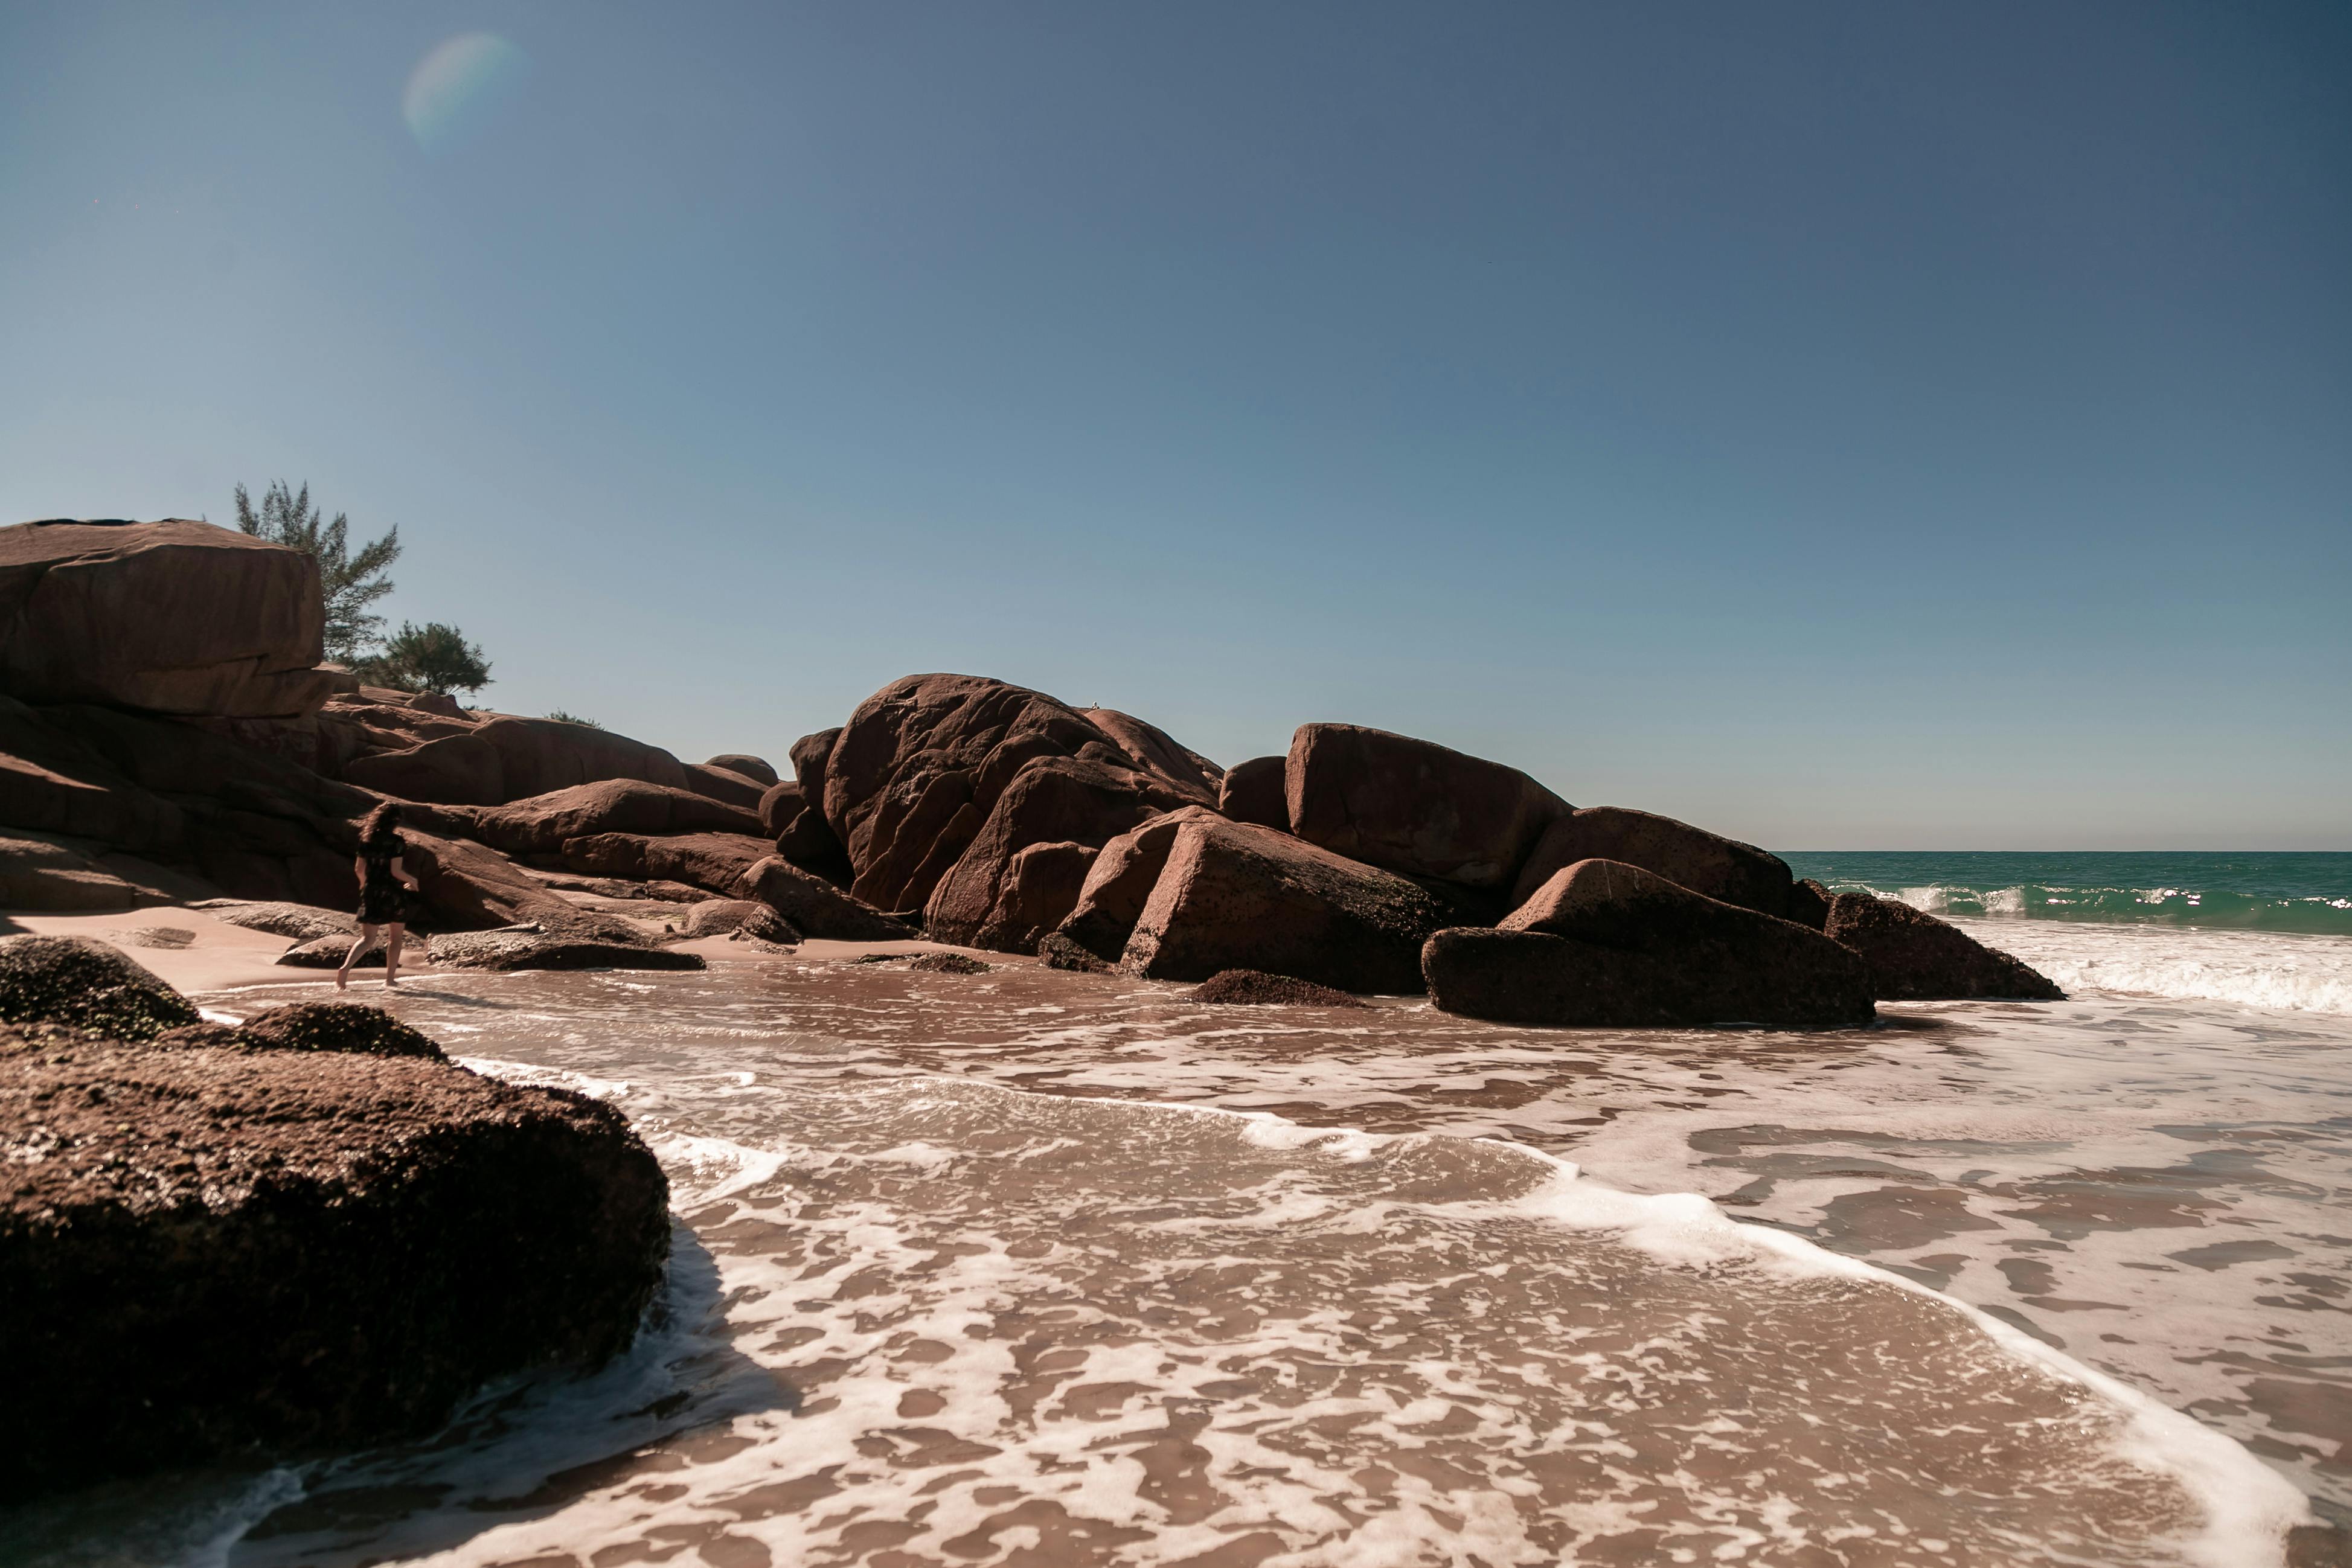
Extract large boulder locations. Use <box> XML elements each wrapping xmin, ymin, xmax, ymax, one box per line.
<box><xmin>399</xmin><ymin>831</ymin><xmax>645</xmax><ymax>942</ymax></box>
<box><xmin>1824</xmin><ymin>892</ymin><xmax>2064</xmax><ymax>1000</ymax></box>
<box><xmin>194</xmin><ymin>900</ymin><xmax>357</xmax><ymax>944</ymax></box>
<box><xmin>1053</xmin><ymin>805</ymin><xmax>1224</xmax><ymax>963</ymax></box>
<box><xmin>1285</xmin><ymin>723</ymin><xmax>1568</xmax><ymax>891</ymax></box>
<box><xmin>1187</xmin><ymin>969</ymin><xmax>1370</xmax><ymax>1008</ymax></box>
<box><xmin>704</xmin><ymin>754</ymin><xmax>777</xmax><ymax>787</ymax></box>
<box><xmin>1423</xmin><ymin>859</ymin><xmax>1876</xmax><ymax>1029</ymax></box>
<box><xmin>1216</xmin><ymin>754</ymin><xmax>1289</xmax><ymax>831</ymax></box>
<box><xmin>0</xmin><ymin>832</ymin><xmax>138</xmax><ymax>911</ymax></box>
<box><xmin>459</xmin><ymin>779</ymin><xmax>764</xmax><ymax>858</ymax></box>
<box><xmin>924</xmin><ymin>757</ymin><xmax>1166</xmax><ymax>949</ymax></box>
<box><xmin>344</xmin><ymin>717</ymin><xmax>708</xmax><ymax>808</ymax></box>
<box><xmin>230</xmin><ymin>1002</ymin><xmax>447</xmax><ymax>1060</ymax></box>
<box><xmin>423</xmin><ymin>932</ymin><xmax>707</xmax><ymax>972</ymax></box>
<box><xmin>558</xmin><ymin>831</ymin><xmax>775</xmax><ymax>897</ymax></box>
<box><xmin>0</xmin><ymin>1028</ymin><xmax>668</xmax><ymax>1498</ymax></box>
<box><xmin>0</xmin><ymin>696</ymin><xmax>185</xmax><ymax>852</ymax></box>
<box><xmin>1120</xmin><ymin>817</ymin><xmax>1455</xmax><ymax>994</ymax></box>
<box><xmin>820</xmin><ymin>675</ymin><xmax>1220</xmax><ymax>915</ymax></box>
<box><xmin>0</xmin><ymin>934</ymin><xmax>202</xmax><ymax>1039</ymax></box>
<box><xmin>758</xmin><ymin>778</ymin><xmax>807</xmax><ymax>838</ymax></box>
<box><xmin>734</xmin><ymin>856</ymin><xmax>911</xmax><ymax>942</ymax></box>
<box><xmin>968</xmin><ymin>840</ymin><xmax>1100</xmax><ymax>954</ymax></box>
<box><xmin>0</xmin><ymin>519</ymin><xmax>336</xmax><ymax>718</ymax></box>
<box><xmin>1786</xmin><ymin>877</ymin><xmax>1833</xmax><ymax>931</ymax></box>
<box><xmin>679</xmin><ymin>898</ymin><xmax>799</xmax><ymax>944</ymax></box>
<box><xmin>1510</xmin><ymin>805</ymin><xmax>1796</xmax><ymax>918</ymax></box>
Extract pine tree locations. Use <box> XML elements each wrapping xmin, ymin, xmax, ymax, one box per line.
<box><xmin>234</xmin><ymin>480</ymin><xmax>402</xmax><ymax>663</ymax></box>
<box><xmin>356</xmin><ymin>621</ymin><xmax>493</xmax><ymax>698</ymax></box>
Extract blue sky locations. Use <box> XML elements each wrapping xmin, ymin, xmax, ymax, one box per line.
<box><xmin>4</xmin><ymin>2</ymin><xmax>2345</xmax><ymax>848</ymax></box>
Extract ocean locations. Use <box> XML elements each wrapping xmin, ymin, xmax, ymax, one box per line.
<box><xmin>6</xmin><ymin>852</ymin><xmax>2349</xmax><ymax>1567</ymax></box>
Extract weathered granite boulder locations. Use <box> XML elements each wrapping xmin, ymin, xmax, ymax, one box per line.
<box><xmin>821</xmin><ymin>675</ymin><xmax>1219</xmax><ymax>915</ymax></box>
<box><xmin>194</xmin><ymin>899</ymin><xmax>358</xmax><ymax>944</ymax></box>
<box><xmin>1510</xmin><ymin>805</ymin><xmax>1796</xmax><ymax>918</ymax></box>
<box><xmin>1423</xmin><ymin>859</ymin><xmax>1876</xmax><ymax>1029</ymax></box>
<box><xmin>1286</xmin><ymin>723</ymin><xmax>1568</xmax><ymax>891</ymax></box>
<box><xmin>1037</xmin><ymin>932</ymin><xmax>1114</xmax><ymax>972</ymax></box>
<box><xmin>679</xmin><ymin>898</ymin><xmax>799</xmax><ymax>944</ymax></box>
<box><xmin>967</xmin><ymin>839</ymin><xmax>1099</xmax><ymax>954</ymax></box>
<box><xmin>0</xmin><ymin>1027</ymin><xmax>668</xmax><ymax>1498</ymax></box>
<box><xmin>1786</xmin><ymin>877</ymin><xmax>1833</xmax><ymax>931</ymax></box>
<box><xmin>460</xmin><ymin>779</ymin><xmax>764</xmax><ymax>858</ymax></box>
<box><xmin>1216</xmin><ymin>755</ymin><xmax>1289</xmax><ymax>831</ymax></box>
<box><xmin>232</xmin><ymin>1002</ymin><xmax>446</xmax><ymax>1059</ymax></box>
<box><xmin>909</xmin><ymin>952</ymin><xmax>989</xmax><ymax>974</ymax></box>
<box><xmin>758</xmin><ymin>778</ymin><xmax>807</xmax><ymax>838</ymax></box>
<box><xmin>1187</xmin><ymin>969</ymin><xmax>1370</xmax><ymax>1008</ymax></box>
<box><xmin>558</xmin><ymin>831</ymin><xmax>775</xmax><ymax>897</ymax></box>
<box><xmin>0</xmin><ymin>832</ymin><xmax>138</xmax><ymax>910</ymax></box>
<box><xmin>0</xmin><ymin>699</ymin><xmax>186</xmax><ymax>851</ymax></box>
<box><xmin>0</xmin><ymin>519</ymin><xmax>336</xmax><ymax>718</ymax></box>
<box><xmin>1824</xmin><ymin>892</ymin><xmax>2064</xmax><ymax>1000</ymax></box>
<box><xmin>734</xmin><ymin>856</ymin><xmax>911</xmax><ymax>942</ymax></box>
<box><xmin>924</xmin><ymin>757</ymin><xmax>1155</xmax><ymax>949</ymax></box>
<box><xmin>425</xmin><ymin>931</ymin><xmax>707</xmax><ymax>972</ymax></box>
<box><xmin>789</xmin><ymin>727</ymin><xmax>843</xmax><ymax>802</ymax></box>
<box><xmin>400</xmin><ymin>831</ymin><xmax>645</xmax><ymax>942</ymax></box>
<box><xmin>1120</xmin><ymin>818</ymin><xmax>1455</xmax><ymax>994</ymax></box>
<box><xmin>1053</xmin><ymin>806</ymin><xmax>1225</xmax><ymax>963</ymax></box>
<box><xmin>277</xmin><ymin>934</ymin><xmax>382</xmax><ymax>968</ymax></box>
<box><xmin>705</xmin><ymin>754</ymin><xmax>777</xmax><ymax>787</ymax></box>
<box><xmin>682</xmin><ymin>762</ymin><xmax>767</xmax><ymax>811</ymax></box>
<box><xmin>344</xmin><ymin>717</ymin><xmax>702</xmax><ymax>807</ymax></box>
<box><xmin>0</xmin><ymin>934</ymin><xmax>201</xmax><ymax>1038</ymax></box>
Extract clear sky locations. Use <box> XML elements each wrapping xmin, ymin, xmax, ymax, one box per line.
<box><xmin>4</xmin><ymin>2</ymin><xmax>2346</xmax><ymax>849</ymax></box>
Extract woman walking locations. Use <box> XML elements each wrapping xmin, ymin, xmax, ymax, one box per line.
<box><xmin>339</xmin><ymin>802</ymin><xmax>423</xmax><ymax>990</ymax></box>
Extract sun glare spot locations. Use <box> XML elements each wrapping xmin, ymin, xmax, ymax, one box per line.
<box><xmin>402</xmin><ymin>32</ymin><xmax>530</xmax><ymax>155</ymax></box>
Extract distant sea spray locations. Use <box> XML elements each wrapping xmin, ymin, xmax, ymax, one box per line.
<box><xmin>1782</xmin><ymin>851</ymin><xmax>2352</xmax><ymax>938</ymax></box>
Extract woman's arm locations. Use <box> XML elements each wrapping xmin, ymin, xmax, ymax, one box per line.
<box><xmin>353</xmin><ymin>855</ymin><xmax>368</xmax><ymax>885</ymax></box>
<box><xmin>391</xmin><ymin>855</ymin><xmax>421</xmax><ymax>891</ymax></box>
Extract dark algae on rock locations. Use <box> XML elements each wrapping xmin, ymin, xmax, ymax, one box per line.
<box><xmin>0</xmin><ymin>999</ymin><xmax>670</xmax><ymax>1498</ymax></box>
<box><xmin>0</xmin><ymin>933</ymin><xmax>201</xmax><ymax>1040</ymax></box>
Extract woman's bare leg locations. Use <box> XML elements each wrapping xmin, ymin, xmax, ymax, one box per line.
<box><xmin>383</xmin><ymin>923</ymin><xmax>406</xmax><ymax>987</ymax></box>
<box><xmin>338</xmin><ymin>925</ymin><xmax>383</xmax><ymax>990</ymax></box>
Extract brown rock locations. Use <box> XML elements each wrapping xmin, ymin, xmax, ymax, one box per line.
<box><xmin>0</xmin><ymin>1031</ymin><xmax>668</xmax><ymax>1497</ymax></box>
<box><xmin>821</xmin><ymin>674</ymin><xmax>1219</xmax><ymax>915</ymax></box>
<box><xmin>0</xmin><ymin>832</ymin><xmax>138</xmax><ymax>910</ymax></box>
<box><xmin>1425</xmin><ymin>859</ymin><xmax>1876</xmax><ymax>1029</ymax></box>
<box><xmin>972</xmin><ymin>839</ymin><xmax>1100</xmax><ymax>954</ymax></box>
<box><xmin>682</xmin><ymin>762</ymin><xmax>767</xmax><ymax>811</ymax></box>
<box><xmin>193</xmin><ymin>900</ymin><xmax>357</xmax><ymax>944</ymax></box>
<box><xmin>231</xmin><ymin>1002</ymin><xmax>447</xmax><ymax>1059</ymax></box>
<box><xmin>277</xmin><ymin>934</ymin><xmax>382</xmax><ymax>968</ymax></box>
<box><xmin>758</xmin><ymin>778</ymin><xmax>807</xmax><ymax>837</ymax></box>
<box><xmin>1824</xmin><ymin>892</ymin><xmax>2064</xmax><ymax>1001</ymax></box>
<box><xmin>1037</xmin><ymin>932</ymin><xmax>1114</xmax><ymax>973</ymax></box>
<box><xmin>705</xmin><ymin>754</ymin><xmax>777</xmax><ymax>787</ymax></box>
<box><xmin>1187</xmin><ymin>969</ymin><xmax>1370</xmax><ymax>1008</ymax></box>
<box><xmin>344</xmin><ymin>717</ymin><xmax>699</xmax><ymax>807</ymax></box>
<box><xmin>423</xmin><ymin>931</ymin><xmax>707</xmax><ymax>972</ymax></box>
<box><xmin>399</xmin><ymin>830</ymin><xmax>644</xmax><ymax>941</ymax></box>
<box><xmin>1286</xmin><ymin>723</ymin><xmax>1568</xmax><ymax>890</ymax></box>
<box><xmin>1120</xmin><ymin>817</ymin><xmax>1455</xmax><ymax>994</ymax></box>
<box><xmin>1510</xmin><ymin>805</ymin><xmax>1795</xmax><ymax>918</ymax></box>
<box><xmin>0</xmin><ymin>519</ymin><xmax>336</xmax><ymax>718</ymax></box>
<box><xmin>558</xmin><ymin>831</ymin><xmax>774</xmax><ymax>897</ymax></box>
<box><xmin>1216</xmin><ymin>754</ymin><xmax>1289</xmax><ymax>831</ymax></box>
<box><xmin>789</xmin><ymin>726</ymin><xmax>842</xmax><ymax>799</ymax></box>
<box><xmin>1786</xmin><ymin>878</ymin><xmax>1833</xmax><ymax>931</ymax></box>
<box><xmin>925</xmin><ymin>757</ymin><xmax>1162</xmax><ymax>950</ymax></box>
<box><xmin>464</xmin><ymin>779</ymin><xmax>764</xmax><ymax>857</ymax></box>
<box><xmin>908</xmin><ymin>952</ymin><xmax>989</xmax><ymax>974</ymax></box>
<box><xmin>679</xmin><ymin>898</ymin><xmax>800</xmax><ymax>944</ymax></box>
<box><xmin>0</xmin><ymin>933</ymin><xmax>202</xmax><ymax>1039</ymax></box>
<box><xmin>734</xmin><ymin>856</ymin><xmax>911</xmax><ymax>942</ymax></box>
<box><xmin>1053</xmin><ymin>806</ymin><xmax>1224</xmax><ymax>962</ymax></box>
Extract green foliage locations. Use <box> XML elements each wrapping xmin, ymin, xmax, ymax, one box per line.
<box><xmin>544</xmin><ymin>711</ymin><xmax>603</xmax><ymax>728</ymax></box>
<box><xmin>354</xmin><ymin>621</ymin><xmax>493</xmax><ymax>698</ymax></box>
<box><xmin>234</xmin><ymin>480</ymin><xmax>402</xmax><ymax>663</ymax></box>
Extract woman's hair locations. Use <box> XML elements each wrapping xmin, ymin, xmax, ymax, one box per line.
<box><xmin>360</xmin><ymin>802</ymin><xmax>403</xmax><ymax>846</ymax></box>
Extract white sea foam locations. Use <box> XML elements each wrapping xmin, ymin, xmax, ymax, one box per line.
<box><xmin>1955</xmin><ymin>918</ymin><xmax>2352</xmax><ymax>1016</ymax></box>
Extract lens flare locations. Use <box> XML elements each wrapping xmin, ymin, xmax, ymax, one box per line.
<box><xmin>403</xmin><ymin>33</ymin><xmax>530</xmax><ymax>155</ymax></box>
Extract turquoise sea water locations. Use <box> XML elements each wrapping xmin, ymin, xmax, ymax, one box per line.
<box><xmin>1780</xmin><ymin>851</ymin><xmax>2352</xmax><ymax>936</ymax></box>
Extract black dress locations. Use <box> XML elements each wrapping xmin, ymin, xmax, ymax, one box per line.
<box><xmin>357</xmin><ymin>838</ymin><xmax>411</xmax><ymax>926</ymax></box>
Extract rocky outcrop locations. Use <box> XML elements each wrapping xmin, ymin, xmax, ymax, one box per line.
<box><xmin>1286</xmin><ymin>723</ymin><xmax>1567</xmax><ymax>890</ymax></box>
<box><xmin>909</xmin><ymin>952</ymin><xmax>989</xmax><ymax>974</ymax></box>
<box><xmin>1037</xmin><ymin>932</ymin><xmax>1114</xmax><ymax>972</ymax></box>
<box><xmin>0</xmin><ymin>934</ymin><xmax>201</xmax><ymax>1038</ymax></box>
<box><xmin>1824</xmin><ymin>892</ymin><xmax>2064</xmax><ymax>1000</ymax></box>
<box><xmin>1786</xmin><ymin>877</ymin><xmax>1833</xmax><ymax>931</ymax></box>
<box><xmin>194</xmin><ymin>899</ymin><xmax>358</xmax><ymax>943</ymax></box>
<box><xmin>0</xmin><ymin>519</ymin><xmax>336</xmax><ymax>718</ymax></box>
<box><xmin>1510</xmin><ymin>805</ymin><xmax>1795</xmax><ymax>918</ymax></box>
<box><xmin>1120</xmin><ymin>817</ymin><xmax>1455</xmax><ymax>994</ymax></box>
<box><xmin>734</xmin><ymin>856</ymin><xmax>911</xmax><ymax>942</ymax></box>
<box><xmin>758</xmin><ymin>779</ymin><xmax>807</xmax><ymax>838</ymax></box>
<box><xmin>345</xmin><ymin>717</ymin><xmax>710</xmax><ymax>808</ymax></box>
<box><xmin>459</xmin><ymin>779</ymin><xmax>764</xmax><ymax>858</ymax></box>
<box><xmin>277</xmin><ymin>934</ymin><xmax>379</xmax><ymax>968</ymax></box>
<box><xmin>705</xmin><ymin>754</ymin><xmax>777</xmax><ymax>787</ymax></box>
<box><xmin>1216</xmin><ymin>755</ymin><xmax>1289</xmax><ymax>831</ymax></box>
<box><xmin>820</xmin><ymin>675</ymin><xmax>1219</xmax><ymax>915</ymax></box>
<box><xmin>1187</xmin><ymin>969</ymin><xmax>1370</xmax><ymax>1008</ymax></box>
<box><xmin>217</xmin><ymin>1002</ymin><xmax>447</xmax><ymax>1059</ymax></box>
<box><xmin>400</xmin><ymin>831</ymin><xmax>646</xmax><ymax>941</ymax></box>
<box><xmin>1423</xmin><ymin>859</ymin><xmax>1876</xmax><ymax>1029</ymax></box>
<box><xmin>1053</xmin><ymin>806</ymin><xmax>1223</xmax><ymax>963</ymax></box>
<box><xmin>966</xmin><ymin>839</ymin><xmax>1098</xmax><ymax>954</ymax></box>
<box><xmin>0</xmin><ymin>832</ymin><xmax>138</xmax><ymax>910</ymax></box>
<box><xmin>425</xmin><ymin>931</ymin><xmax>707</xmax><ymax>971</ymax></box>
<box><xmin>924</xmin><ymin>757</ymin><xmax>1158</xmax><ymax>949</ymax></box>
<box><xmin>0</xmin><ymin>1026</ymin><xmax>668</xmax><ymax>1498</ymax></box>
<box><xmin>679</xmin><ymin>898</ymin><xmax>799</xmax><ymax>944</ymax></box>
<box><xmin>558</xmin><ymin>831</ymin><xmax>774</xmax><ymax>897</ymax></box>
